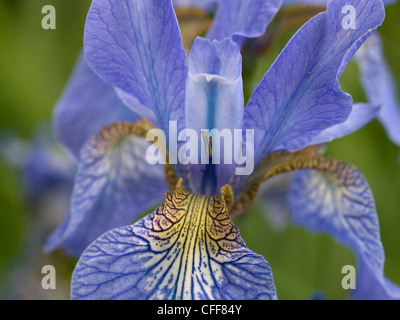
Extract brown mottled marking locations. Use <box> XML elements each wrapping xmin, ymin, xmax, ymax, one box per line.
<box><xmin>230</xmin><ymin>145</ymin><xmax>328</xmax><ymax>217</ymax></box>
<box><xmin>93</xmin><ymin>118</ymin><xmax>155</xmax><ymax>153</ymax></box>
<box><xmin>220</xmin><ymin>184</ymin><xmax>234</xmax><ymax>212</ymax></box>
<box><xmin>165</xmin><ymin>163</ymin><xmax>178</xmax><ymax>191</ymax></box>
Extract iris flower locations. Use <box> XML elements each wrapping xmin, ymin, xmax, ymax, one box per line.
<box><xmin>48</xmin><ymin>0</ymin><xmax>400</xmax><ymax>299</ymax></box>
<box><xmin>46</xmin><ymin>0</ymin><xmax>283</xmax><ymax>257</ymax></box>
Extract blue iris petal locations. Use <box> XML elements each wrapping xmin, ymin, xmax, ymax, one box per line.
<box><xmin>185</xmin><ymin>37</ymin><xmax>244</xmax><ymax>193</ymax></box>
<box><xmin>71</xmin><ymin>186</ymin><xmax>277</xmax><ymax>300</ymax></box>
<box><xmin>54</xmin><ymin>54</ymin><xmax>138</xmax><ymax>159</ymax></box>
<box><xmin>84</xmin><ymin>0</ymin><xmax>188</xmax><ymax>137</ymax></box>
<box><xmin>289</xmin><ymin>165</ymin><xmax>400</xmax><ymax>299</ymax></box>
<box><xmin>311</xmin><ymin>103</ymin><xmax>381</xmax><ymax>145</ymax></box>
<box><xmin>243</xmin><ymin>0</ymin><xmax>385</xmax><ymax>169</ymax></box>
<box><xmin>207</xmin><ymin>0</ymin><xmax>283</xmax><ymax>46</ymax></box>
<box><xmin>355</xmin><ymin>32</ymin><xmax>400</xmax><ymax>147</ymax></box>
<box><xmin>45</xmin><ymin>123</ymin><xmax>167</xmax><ymax>257</ymax></box>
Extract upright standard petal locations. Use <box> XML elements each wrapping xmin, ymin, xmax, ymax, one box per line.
<box><xmin>71</xmin><ymin>183</ymin><xmax>277</xmax><ymax>300</ymax></box>
<box><xmin>185</xmin><ymin>37</ymin><xmax>245</xmax><ymax>194</ymax></box>
<box><xmin>288</xmin><ymin>160</ymin><xmax>400</xmax><ymax>299</ymax></box>
<box><xmin>243</xmin><ymin>0</ymin><xmax>385</xmax><ymax>169</ymax></box>
<box><xmin>355</xmin><ymin>32</ymin><xmax>400</xmax><ymax>147</ymax></box>
<box><xmin>54</xmin><ymin>54</ymin><xmax>138</xmax><ymax>159</ymax></box>
<box><xmin>207</xmin><ymin>0</ymin><xmax>283</xmax><ymax>46</ymax></box>
<box><xmin>84</xmin><ymin>0</ymin><xmax>188</xmax><ymax>135</ymax></box>
<box><xmin>186</xmin><ymin>37</ymin><xmax>244</xmax><ymax>133</ymax></box>
<box><xmin>45</xmin><ymin>122</ymin><xmax>167</xmax><ymax>257</ymax></box>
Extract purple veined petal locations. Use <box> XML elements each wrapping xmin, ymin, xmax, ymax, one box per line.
<box><xmin>355</xmin><ymin>32</ymin><xmax>400</xmax><ymax>147</ymax></box>
<box><xmin>84</xmin><ymin>0</ymin><xmax>188</xmax><ymax>136</ymax></box>
<box><xmin>243</xmin><ymin>0</ymin><xmax>385</xmax><ymax>170</ymax></box>
<box><xmin>288</xmin><ymin>162</ymin><xmax>400</xmax><ymax>299</ymax></box>
<box><xmin>311</xmin><ymin>103</ymin><xmax>381</xmax><ymax>145</ymax></box>
<box><xmin>45</xmin><ymin>122</ymin><xmax>167</xmax><ymax>257</ymax></box>
<box><xmin>54</xmin><ymin>53</ymin><xmax>139</xmax><ymax>159</ymax></box>
<box><xmin>185</xmin><ymin>37</ymin><xmax>244</xmax><ymax>193</ymax></box>
<box><xmin>71</xmin><ymin>186</ymin><xmax>277</xmax><ymax>300</ymax></box>
<box><xmin>207</xmin><ymin>0</ymin><xmax>283</xmax><ymax>46</ymax></box>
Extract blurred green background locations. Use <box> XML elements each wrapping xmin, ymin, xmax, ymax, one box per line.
<box><xmin>0</xmin><ymin>0</ymin><xmax>399</xmax><ymax>299</ymax></box>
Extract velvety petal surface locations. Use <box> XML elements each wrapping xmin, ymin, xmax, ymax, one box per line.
<box><xmin>54</xmin><ymin>54</ymin><xmax>138</xmax><ymax>159</ymax></box>
<box><xmin>243</xmin><ymin>0</ymin><xmax>385</xmax><ymax>168</ymax></box>
<box><xmin>45</xmin><ymin>122</ymin><xmax>167</xmax><ymax>257</ymax></box>
<box><xmin>207</xmin><ymin>0</ymin><xmax>283</xmax><ymax>46</ymax></box>
<box><xmin>71</xmin><ymin>184</ymin><xmax>277</xmax><ymax>300</ymax></box>
<box><xmin>355</xmin><ymin>32</ymin><xmax>400</xmax><ymax>146</ymax></box>
<box><xmin>288</xmin><ymin>160</ymin><xmax>400</xmax><ymax>299</ymax></box>
<box><xmin>84</xmin><ymin>0</ymin><xmax>188</xmax><ymax>135</ymax></box>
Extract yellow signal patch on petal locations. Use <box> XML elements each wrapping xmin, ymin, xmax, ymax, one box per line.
<box><xmin>71</xmin><ymin>181</ymin><xmax>276</xmax><ymax>300</ymax></box>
